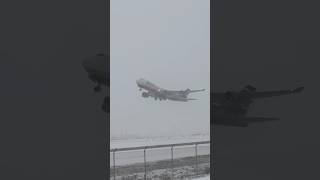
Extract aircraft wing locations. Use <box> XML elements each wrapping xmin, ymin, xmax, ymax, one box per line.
<box><xmin>188</xmin><ymin>89</ymin><xmax>205</xmax><ymax>93</ymax></box>
<box><xmin>250</xmin><ymin>87</ymin><xmax>304</xmax><ymax>99</ymax></box>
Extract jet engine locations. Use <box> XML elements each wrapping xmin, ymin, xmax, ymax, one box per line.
<box><xmin>142</xmin><ymin>92</ymin><xmax>149</xmax><ymax>98</ymax></box>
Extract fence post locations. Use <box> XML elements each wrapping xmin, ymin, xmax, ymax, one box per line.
<box><xmin>195</xmin><ymin>144</ymin><xmax>198</xmax><ymax>176</ymax></box>
<box><xmin>113</xmin><ymin>150</ymin><xmax>116</xmax><ymax>180</ymax></box>
<box><xmin>171</xmin><ymin>145</ymin><xmax>174</xmax><ymax>180</ymax></box>
<box><xmin>144</xmin><ymin>147</ymin><xmax>147</xmax><ymax>180</ymax></box>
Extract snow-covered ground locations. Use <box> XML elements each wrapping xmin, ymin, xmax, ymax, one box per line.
<box><xmin>110</xmin><ymin>134</ymin><xmax>210</xmax><ymax>166</ymax></box>
<box><xmin>111</xmin><ymin>133</ymin><xmax>210</xmax><ymax>149</ymax></box>
<box><xmin>193</xmin><ymin>175</ymin><xmax>210</xmax><ymax>180</ymax></box>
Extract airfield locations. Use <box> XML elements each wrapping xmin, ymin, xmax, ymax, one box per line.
<box><xmin>110</xmin><ymin>134</ymin><xmax>210</xmax><ymax>179</ymax></box>
<box><xmin>193</xmin><ymin>175</ymin><xmax>210</xmax><ymax>180</ymax></box>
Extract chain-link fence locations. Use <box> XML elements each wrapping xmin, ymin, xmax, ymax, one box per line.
<box><xmin>110</xmin><ymin>141</ymin><xmax>210</xmax><ymax>180</ymax></box>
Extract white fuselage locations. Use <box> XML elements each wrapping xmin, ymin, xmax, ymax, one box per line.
<box><xmin>136</xmin><ymin>78</ymin><xmax>191</xmax><ymax>102</ymax></box>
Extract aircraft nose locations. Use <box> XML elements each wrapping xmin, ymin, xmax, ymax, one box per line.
<box><xmin>136</xmin><ymin>79</ymin><xmax>145</xmax><ymax>86</ymax></box>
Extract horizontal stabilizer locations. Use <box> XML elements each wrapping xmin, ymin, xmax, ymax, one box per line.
<box><xmin>192</xmin><ymin>89</ymin><xmax>205</xmax><ymax>92</ymax></box>
<box><xmin>185</xmin><ymin>89</ymin><xmax>205</xmax><ymax>94</ymax></box>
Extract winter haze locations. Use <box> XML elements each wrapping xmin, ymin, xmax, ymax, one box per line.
<box><xmin>110</xmin><ymin>0</ymin><xmax>210</xmax><ymax>138</ymax></box>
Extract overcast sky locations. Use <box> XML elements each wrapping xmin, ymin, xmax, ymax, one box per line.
<box><xmin>110</xmin><ymin>0</ymin><xmax>210</xmax><ymax>138</ymax></box>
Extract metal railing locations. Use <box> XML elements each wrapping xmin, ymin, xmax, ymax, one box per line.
<box><xmin>110</xmin><ymin>140</ymin><xmax>210</xmax><ymax>180</ymax></box>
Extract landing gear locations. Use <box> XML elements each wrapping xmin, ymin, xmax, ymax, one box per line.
<box><xmin>141</xmin><ymin>92</ymin><xmax>149</xmax><ymax>98</ymax></box>
<box><xmin>139</xmin><ymin>88</ymin><xmax>142</xmax><ymax>91</ymax></box>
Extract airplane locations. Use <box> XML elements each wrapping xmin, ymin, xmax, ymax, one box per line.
<box><xmin>82</xmin><ymin>52</ymin><xmax>109</xmax><ymax>113</ymax></box>
<box><xmin>136</xmin><ymin>78</ymin><xmax>205</xmax><ymax>102</ymax></box>
<box><xmin>212</xmin><ymin>85</ymin><xmax>304</xmax><ymax>127</ymax></box>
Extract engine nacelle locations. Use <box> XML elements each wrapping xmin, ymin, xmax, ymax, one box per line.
<box><xmin>142</xmin><ymin>92</ymin><xmax>149</xmax><ymax>98</ymax></box>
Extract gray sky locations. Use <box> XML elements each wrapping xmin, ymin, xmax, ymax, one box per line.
<box><xmin>110</xmin><ymin>0</ymin><xmax>210</xmax><ymax>138</ymax></box>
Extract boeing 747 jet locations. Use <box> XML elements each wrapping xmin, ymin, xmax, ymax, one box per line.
<box><xmin>136</xmin><ymin>78</ymin><xmax>205</xmax><ymax>102</ymax></box>
<box><xmin>82</xmin><ymin>54</ymin><xmax>303</xmax><ymax>127</ymax></box>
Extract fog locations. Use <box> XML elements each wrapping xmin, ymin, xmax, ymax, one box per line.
<box><xmin>110</xmin><ymin>0</ymin><xmax>210</xmax><ymax>138</ymax></box>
